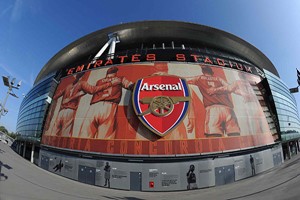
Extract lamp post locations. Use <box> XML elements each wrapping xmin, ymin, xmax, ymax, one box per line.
<box><xmin>0</xmin><ymin>76</ymin><xmax>21</xmax><ymax>119</ymax></box>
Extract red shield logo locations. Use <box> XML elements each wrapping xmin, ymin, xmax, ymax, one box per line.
<box><xmin>132</xmin><ymin>75</ymin><xmax>190</xmax><ymax>137</ymax></box>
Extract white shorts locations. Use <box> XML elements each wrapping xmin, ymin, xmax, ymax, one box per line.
<box><xmin>205</xmin><ymin>105</ymin><xmax>240</xmax><ymax>136</ymax></box>
<box><xmin>79</xmin><ymin>102</ymin><xmax>117</xmax><ymax>139</ymax></box>
<box><xmin>52</xmin><ymin>108</ymin><xmax>75</xmax><ymax>137</ymax></box>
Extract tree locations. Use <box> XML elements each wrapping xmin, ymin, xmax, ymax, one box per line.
<box><xmin>0</xmin><ymin>126</ymin><xmax>8</xmax><ymax>134</ymax></box>
<box><xmin>7</xmin><ymin>132</ymin><xmax>17</xmax><ymax>139</ymax></box>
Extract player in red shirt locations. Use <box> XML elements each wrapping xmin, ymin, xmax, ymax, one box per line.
<box><xmin>230</xmin><ymin>72</ymin><xmax>270</xmax><ymax>134</ymax></box>
<box><xmin>187</xmin><ymin>65</ymin><xmax>240</xmax><ymax>137</ymax></box>
<box><xmin>51</xmin><ymin>73</ymin><xmax>114</xmax><ymax>137</ymax></box>
<box><xmin>79</xmin><ymin>67</ymin><xmax>134</xmax><ymax>139</ymax></box>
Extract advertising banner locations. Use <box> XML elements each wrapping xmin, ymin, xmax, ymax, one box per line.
<box><xmin>42</xmin><ymin>62</ymin><xmax>275</xmax><ymax>155</ymax></box>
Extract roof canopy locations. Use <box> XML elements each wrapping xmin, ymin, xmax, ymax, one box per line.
<box><xmin>35</xmin><ymin>21</ymin><xmax>279</xmax><ymax>84</ymax></box>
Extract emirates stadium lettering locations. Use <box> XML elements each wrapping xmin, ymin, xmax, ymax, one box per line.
<box><xmin>63</xmin><ymin>50</ymin><xmax>260</xmax><ymax>77</ymax></box>
<box><xmin>141</xmin><ymin>83</ymin><xmax>182</xmax><ymax>91</ymax></box>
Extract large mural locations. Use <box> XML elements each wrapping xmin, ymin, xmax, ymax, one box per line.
<box><xmin>42</xmin><ymin>62</ymin><xmax>275</xmax><ymax>155</ymax></box>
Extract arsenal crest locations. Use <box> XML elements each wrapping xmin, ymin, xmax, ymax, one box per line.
<box><xmin>132</xmin><ymin>75</ymin><xmax>190</xmax><ymax>137</ymax></box>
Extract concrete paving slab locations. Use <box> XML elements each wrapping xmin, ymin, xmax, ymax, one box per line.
<box><xmin>1</xmin><ymin>142</ymin><xmax>300</xmax><ymax>200</ymax></box>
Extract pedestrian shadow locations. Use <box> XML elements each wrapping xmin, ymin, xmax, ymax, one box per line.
<box><xmin>0</xmin><ymin>160</ymin><xmax>12</xmax><ymax>181</ymax></box>
<box><xmin>0</xmin><ymin>173</ymin><xmax>8</xmax><ymax>181</ymax></box>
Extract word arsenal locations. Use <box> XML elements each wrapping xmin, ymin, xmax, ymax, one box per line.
<box><xmin>141</xmin><ymin>83</ymin><xmax>182</xmax><ymax>91</ymax></box>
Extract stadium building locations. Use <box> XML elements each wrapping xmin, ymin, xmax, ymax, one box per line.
<box><xmin>14</xmin><ymin>21</ymin><xmax>300</xmax><ymax>191</ymax></box>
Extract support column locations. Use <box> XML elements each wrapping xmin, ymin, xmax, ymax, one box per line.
<box><xmin>17</xmin><ymin>142</ymin><xmax>21</xmax><ymax>155</ymax></box>
<box><xmin>22</xmin><ymin>142</ymin><xmax>26</xmax><ymax>158</ymax></box>
<box><xmin>30</xmin><ymin>143</ymin><xmax>35</xmax><ymax>163</ymax></box>
<box><xmin>287</xmin><ymin>143</ymin><xmax>292</xmax><ymax>159</ymax></box>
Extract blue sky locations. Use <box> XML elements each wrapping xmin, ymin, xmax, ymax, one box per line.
<box><xmin>1</xmin><ymin>0</ymin><xmax>300</xmax><ymax>132</ymax></box>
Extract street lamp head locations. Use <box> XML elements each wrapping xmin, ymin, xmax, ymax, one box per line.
<box><xmin>0</xmin><ymin>107</ymin><xmax>8</xmax><ymax>116</ymax></box>
<box><xmin>2</xmin><ymin>76</ymin><xmax>10</xmax><ymax>87</ymax></box>
<box><xmin>0</xmin><ymin>75</ymin><xmax>21</xmax><ymax>119</ymax></box>
<box><xmin>17</xmin><ymin>80</ymin><xmax>22</xmax><ymax>87</ymax></box>
<box><xmin>9</xmin><ymin>92</ymin><xmax>18</xmax><ymax>98</ymax></box>
<box><xmin>10</xmin><ymin>77</ymin><xmax>16</xmax><ymax>86</ymax></box>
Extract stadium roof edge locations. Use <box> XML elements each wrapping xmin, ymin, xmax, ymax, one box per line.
<box><xmin>34</xmin><ymin>20</ymin><xmax>279</xmax><ymax>85</ymax></box>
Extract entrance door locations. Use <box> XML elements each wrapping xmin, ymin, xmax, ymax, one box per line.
<box><xmin>130</xmin><ymin>172</ymin><xmax>142</xmax><ymax>191</ymax></box>
<box><xmin>224</xmin><ymin>165</ymin><xmax>235</xmax><ymax>184</ymax></box>
<box><xmin>78</xmin><ymin>165</ymin><xmax>96</xmax><ymax>185</ymax></box>
<box><xmin>215</xmin><ymin>166</ymin><xmax>226</xmax><ymax>186</ymax></box>
<box><xmin>40</xmin><ymin>155</ymin><xmax>49</xmax><ymax>170</ymax></box>
<box><xmin>215</xmin><ymin>165</ymin><xmax>235</xmax><ymax>186</ymax></box>
<box><xmin>273</xmin><ymin>152</ymin><xmax>282</xmax><ymax>166</ymax></box>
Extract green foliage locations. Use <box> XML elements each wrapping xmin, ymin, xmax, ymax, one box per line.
<box><xmin>0</xmin><ymin>125</ymin><xmax>8</xmax><ymax>134</ymax></box>
<box><xmin>7</xmin><ymin>132</ymin><xmax>17</xmax><ymax>139</ymax></box>
<box><xmin>0</xmin><ymin>126</ymin><xmax>16</xmax><ymax>139</ymax></box>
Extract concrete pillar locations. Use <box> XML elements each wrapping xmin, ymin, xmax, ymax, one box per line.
<box><xmin>287</xmin><ymin>143</ymin><xmax>292</xmax><ymax>159</ymax></box>
<box><xmin>30</xmin><ymin>143</ymin><xmax>35</xmax><ymax>163</ymax></box>
<box><xmin>17</xmin><ymin>142</ymin><xmax>21</xmax><ymax>155</ymax></box>
<box><xmin>22</xmin><ymin>142</ymin><xmax>26</xmax><ymax>158</ymax></box>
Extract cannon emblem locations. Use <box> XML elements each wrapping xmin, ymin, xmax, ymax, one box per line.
<box><xmin>132</xmin><ymin>75</ymin><xmax>191</xmax><ymax>136</ymax></box>
<box><xmin>139</xmin><ymin>96</ymin><xmax>190</xmax><ymax>117</ymax></box>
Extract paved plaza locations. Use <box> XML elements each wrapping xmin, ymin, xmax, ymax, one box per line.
<box><xmin>1</xmin><ymin>141</ymin><xmax>300</xmax><ymax>200</ymax></box>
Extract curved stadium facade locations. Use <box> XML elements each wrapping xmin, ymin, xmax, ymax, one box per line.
<box><xmin>15</xmin><ymin>21</ymin><xmax>300</xmax><ymax>191</ymax></box>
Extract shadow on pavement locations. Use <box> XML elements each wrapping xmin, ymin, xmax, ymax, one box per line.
<box><xmin>102</xmin><ymin>196</ymin><xmax>145</xmax><ymax>200</ymax></box>
<box><xmin>0</xmin><ymin>160</ymin><xmax>13</xmax><ymax>181</ymax></box>
<box><xmin>0</xmin><ymin>173</ymin><xmax>8</xmax><ymax>181</ymax></box>
<box><xmin>278</xmin><ymin>156</ymin><xmax>300</xmax><ymax>170</ymax></box>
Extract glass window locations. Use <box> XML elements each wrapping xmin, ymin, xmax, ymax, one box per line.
<box><xmin>16</xmin><ymin>75</ymin><xmax>55</xmax><ymax>142</ymax></box>
<box><xmin>265</xmin><ymin>69</ymin><xmax>300</xmax><ymax>141</ymax></box>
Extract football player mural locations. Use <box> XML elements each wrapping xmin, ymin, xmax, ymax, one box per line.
<box><xmin>186</xmin><ymin>65</ymin><xmax>240</xmax><ymax>138</ymax></box>
<box><xmin>78</xmin><ymin>67</ymin><xmax>134</xmax><ymax>139</ymax></box>
<box><xmin>44</xmin><ymin>72</ymin><xmax>116</xmax><ymax>137</ymax></box>
<box><xmin>42</xmin><ymin>63</ymin><xmax>274</xmax><ymax>155</ymax></box>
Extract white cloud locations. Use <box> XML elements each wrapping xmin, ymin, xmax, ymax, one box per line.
<box><xmin>0</xmin><ymin>5</ymin><xmax>13</xmax><ymax>18</ymax></box>
<box><xmin>10</xmin><ymin>0</ymin><xmax>23</xmax><ymax>22</ymax></box>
